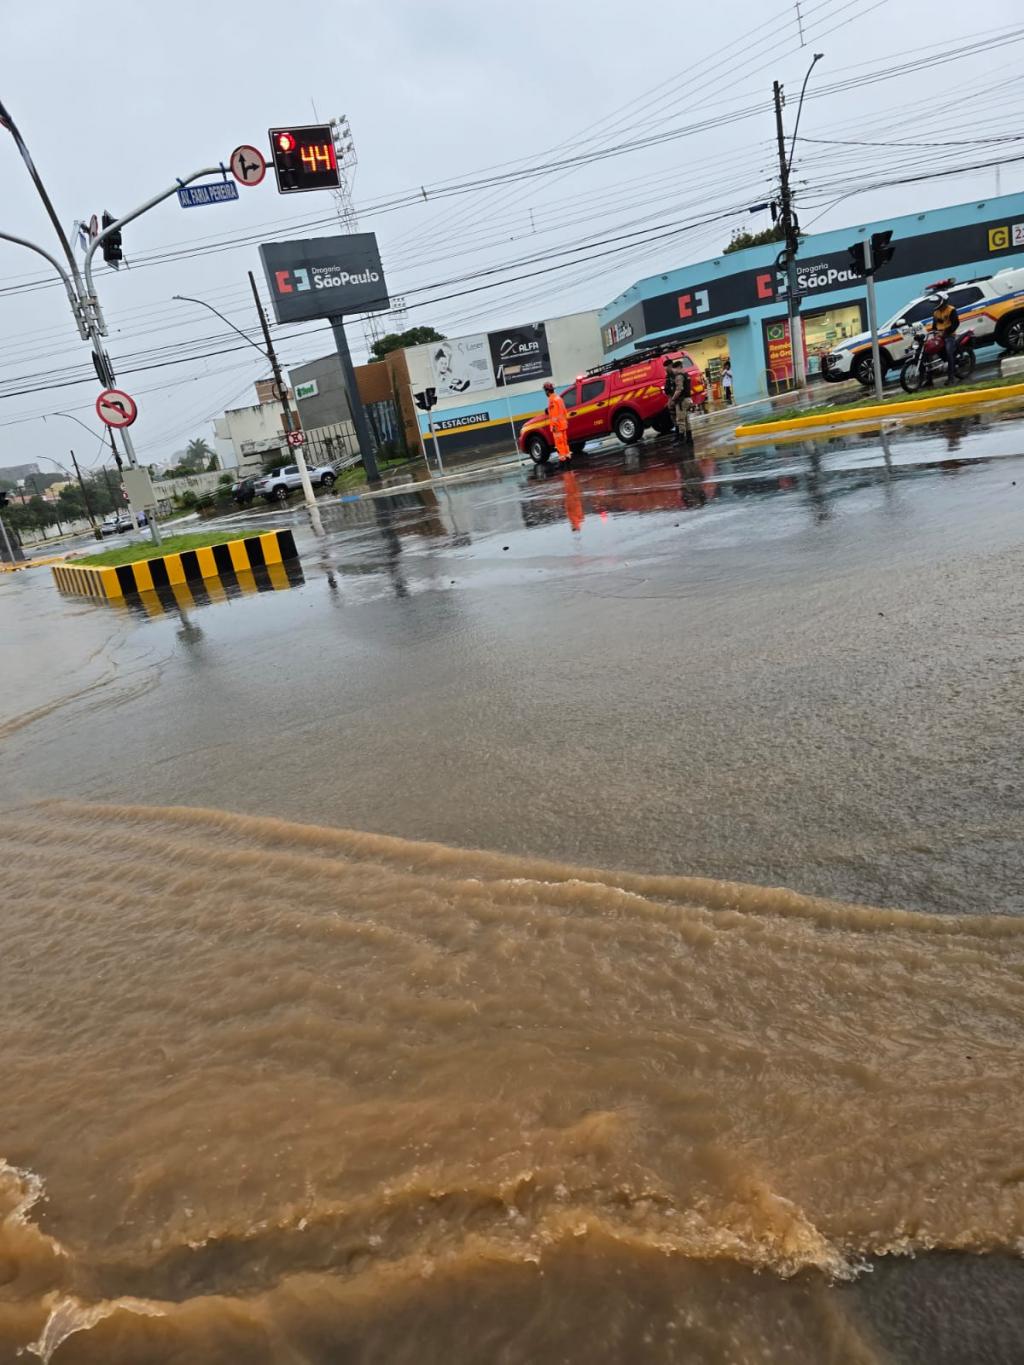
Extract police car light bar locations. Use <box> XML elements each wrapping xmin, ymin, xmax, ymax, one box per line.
<box><xmin>927</xmin><ymin>277</ymin><xmax>957</xmax><ymax>290</ymax></box>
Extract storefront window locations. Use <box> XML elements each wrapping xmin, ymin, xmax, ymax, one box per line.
<box><xmin>803</xmin><ymin>303</ymin><xmax>865</xmax><ymax>375</ymax></box>
<box><xmin>763</xmin><ymin>302</ymin><xmax>866</xmax><ymax>387</ymax></box>
<box><xmin>675</xmin><ymin>334</ymin><xmax>731</xmax><ymax>394</ymax></box>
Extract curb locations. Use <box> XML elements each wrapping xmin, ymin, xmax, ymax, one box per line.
<box><xmin>733</xmin><ymin>381</ymin><xmax>1024</xmax><ymax>439</ymax></box>
<box><xmin>53</xmin><ymin>529</ymin><xmax>298</xmax><ymax>600</ymax></box>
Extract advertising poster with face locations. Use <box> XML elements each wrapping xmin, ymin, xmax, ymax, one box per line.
<box><xmin>430</xmin><ymin>335</ymin><xmax>495</xmax><ymax>395</ymax></box>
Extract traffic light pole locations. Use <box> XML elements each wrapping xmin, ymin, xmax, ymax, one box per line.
<box><xmin>1</xmin><ymin>102</ymin><xmax>224</xmax><ymax>545</ymax></box>
<box><xmin>863</xmin><ymin>236</ymin><xmax>885</xmax><ymax>402</ymax></box>
<box><xmin>0</xmin><ymin>511</ymin><xmax>15</xmax><ymax>565</ymax></box>
<box><xmin>427</xmin><ymin>411</ymin><xmax>444</xmax><ymax>475</ymax></box>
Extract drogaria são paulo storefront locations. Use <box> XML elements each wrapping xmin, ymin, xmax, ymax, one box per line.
<box><xmin>598</xmin><ymin>190</ymin><xmax>1024</xmax><ymax>403</ymax></box>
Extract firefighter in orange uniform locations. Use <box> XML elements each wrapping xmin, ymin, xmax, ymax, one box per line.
<box><xmin>544</xmin><ymin>380</ymin><xmax>571</xmax><ymax>462</ymax></box>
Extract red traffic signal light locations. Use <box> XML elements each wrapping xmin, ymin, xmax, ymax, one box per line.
<box><xmin>268</xmin><ymin>125</ymin><xmax>340</xmax><ymax>194</ymax></box>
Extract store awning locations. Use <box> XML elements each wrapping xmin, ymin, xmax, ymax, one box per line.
<box><xmin>631</xmin><ymin>314</ymin><xmax>751</xmax><ymax>353</ymax></box>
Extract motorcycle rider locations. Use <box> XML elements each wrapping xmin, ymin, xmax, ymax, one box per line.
<box><xmin>931</xmin><ymin>292</ymin><xmax>960</xmax><ymax>385</ymax></box>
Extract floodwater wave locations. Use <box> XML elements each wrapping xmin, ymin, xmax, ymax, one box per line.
<box><xmin>1</xmin><ymin>801</ymin><xmax>1022</xmax><ymax>1363</ymax></box>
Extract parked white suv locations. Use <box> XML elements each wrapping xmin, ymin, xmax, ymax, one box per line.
<box><xmin>254</xmin><ymin>463</ymin><xmax>337</xmax><ymax>503</ymax></box>
<box><xmin>822</xmin><ymin>268</ymin><xmax>1024</xmax><ymax>386</ymax></box>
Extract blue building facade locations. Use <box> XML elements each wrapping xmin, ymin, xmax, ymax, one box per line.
<box><xmin>598</xmin><ymin>191</ymin><xmax>1024</xmax><ymax>403</ymax></box>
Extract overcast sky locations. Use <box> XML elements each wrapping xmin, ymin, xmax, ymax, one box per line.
<box><xmin>2</xmin><ymin>0</ymin><xmax>1022</xmax><ymax>472</ymax></box>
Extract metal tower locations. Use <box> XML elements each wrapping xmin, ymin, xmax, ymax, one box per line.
<box><xmin>329</xmin><ymin>116</ymin><xmax>388</xmax><ymax>358</ymax></box>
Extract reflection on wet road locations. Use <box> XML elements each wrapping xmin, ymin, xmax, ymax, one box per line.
<box><xmin>6</xmin><ymin>410</ymin><xmax>1024</xmax><ymax>918</ymax></box>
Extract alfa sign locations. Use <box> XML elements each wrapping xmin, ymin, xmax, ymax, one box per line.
<box><xmin>488</xmin><ymin>323</ymin><xmax>551</xmax><ymax>386</ymax></box>
<box><xmin>259</xmin><ymin>233</ymin><xmax>390</xmax><ymax>324</ymax></box>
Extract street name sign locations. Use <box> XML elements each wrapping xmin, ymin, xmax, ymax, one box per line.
<box><xmin>177</xmin><ymin>182</ymin><xmax>239</xmax><ymax>209</ymax></box>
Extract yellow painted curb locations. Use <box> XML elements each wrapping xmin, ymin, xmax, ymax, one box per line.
<box><xmin>734</xmin><ymin>380</ymin><xmax>1024</xmax><ymax>440</ymax></box>
<box><xmin>52</xmin><ymin>528</ymin><xmax>300</xmax><ymax>601</ymax></box>
<box><xmin>0</xmin><ymin>553</ymin><xmax>72</xmax><ymax>573</ymax></box>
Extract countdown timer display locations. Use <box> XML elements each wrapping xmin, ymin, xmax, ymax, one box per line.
<box><xmin>268</xmin><ymin>125</ymin><xmax>341</xmax><ymax>194</ymax></box>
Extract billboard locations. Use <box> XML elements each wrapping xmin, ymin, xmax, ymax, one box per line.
<box><xmin>259</xmin><ymin>233</ymin><xmax>390</xmax><ymax>324</ymax></box>
<box><xmin>488</xmin><ymin>323</ymin><xmax>551</xmax><ymax>386</ymax></box>
<box><xmin>430</xmin><ymin>334</ymin><xmax>494</xmax><ymax>395</ymax></box>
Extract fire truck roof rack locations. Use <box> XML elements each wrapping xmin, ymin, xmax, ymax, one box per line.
<box><xmin>583</xmin><ymin>340</ymin><xmax>682</xmax><ymax>378</ymax></box>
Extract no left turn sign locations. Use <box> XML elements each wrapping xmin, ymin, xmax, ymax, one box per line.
<box><xmin>230</xmin><ymin>145</ymin><xmax>266</xmax><ymax>187</ymax></box>
<box><xmin>96</xmin><ymin>388</ymin><xmax>138</xmax><ymax>428</ymax></box>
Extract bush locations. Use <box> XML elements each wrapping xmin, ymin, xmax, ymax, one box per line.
<box><xmin>217</xmin><ymin>473</ymin><xmax>234</xmax><ymax>488</ymax></box>
<box><xmin>177</xmin><ymin>490</ymin><xmax>198</xmax><ymax>510</ymax></box>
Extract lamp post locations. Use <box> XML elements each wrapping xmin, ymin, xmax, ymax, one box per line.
<box><xmin>172</xmin><ymin>289</ymin><xmax>323</xmax><ymax>536</ymax></box>
<box><xmin>773</xmin><ymin>52</ymin><xmax>823</xmax><ymax>393</ymax></box>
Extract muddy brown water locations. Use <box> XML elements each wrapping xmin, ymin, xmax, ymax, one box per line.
<box><xmin>2</xmin><ymin>801</ymin><xmax>1023</xmax><ymax>1362</ymax></box>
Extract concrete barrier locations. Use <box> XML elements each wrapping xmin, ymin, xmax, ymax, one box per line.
<box><xmin>53</xmin><ymin>529</ymin><xmax>298</xmax><ymax>600</ymax></box>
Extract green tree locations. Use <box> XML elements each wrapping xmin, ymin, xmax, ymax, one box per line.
<box><xmin>8</xmin><ymin>495</ymin><xmax>57</xmax><ymax>535</ymax></box>
<box><xmin>57</xmin><ymin>485</ymin><xmax>87</xmax><ymax>523</ymax></box>
<box><xmin>370</xmin><ymin>326</ymin><xmax>445</xmax><ymax>361</ymax></box>
<box><xmin>723</xmin><ymin>224</ymin><xmax>786</xmax><ymax>255</ymax></box>
<box><xmin>182</xmin><ymin>437</ymin><xmax>214</xmax><ymax>471</ymax></box>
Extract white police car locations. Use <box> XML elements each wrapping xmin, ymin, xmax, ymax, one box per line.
<box><xmin>822</xmin><ymin>268</ymin><xmax>1024</xmax><ymax>386</ymax></box>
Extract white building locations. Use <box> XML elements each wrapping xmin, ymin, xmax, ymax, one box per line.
<box><xmin>213</xmin><ymin>399</ymin><xmax>291</xmax><ymax>476</ymax></box>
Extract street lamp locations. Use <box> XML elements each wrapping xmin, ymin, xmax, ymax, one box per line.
<box><xmin>173</xmin><ymin>284</ymin><xmax>324</xmax><ymax>536</ymax></box>
<box><xmin>773</xmin><ymin>52</ymin><xmax>824</xmax><ymax>392</ymax></box>
<box><xmin>788</xmin><ymin>53</ymin><xmax>824</xmax><ymax>175</ymax></box>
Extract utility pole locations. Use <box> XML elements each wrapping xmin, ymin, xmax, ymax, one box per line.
<box><xmin>68</xmin><ymin>449</ymin><xmax>98</xmax><ymax>532</ymax></box>
<box><xmin>100</xmin><ymin>464</ymin><xmax>117</xmax><ymax>504</ymax></box>
<box><xmin>248</xmin><ymin>271</ymin><xmax>297</xmax><ymax>436</ymax></box>
<box><xmin>773</xmin><ymin>80</ymin><xmax>806</xmax><ymax>392</ymax></box>
<box><xmin>247</xmin><ymin>271</ymin><xmax>322</xmax><ymax>534</ymax></box>
<box><xmin>771</xmin><ymin>56</ymin><xmax>822</xmax><ymax>395</ymax></box>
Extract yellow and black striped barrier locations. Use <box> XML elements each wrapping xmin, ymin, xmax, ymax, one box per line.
<box><xmin>118</xmin><ymin>562</ymin><xmax>304</xmax><ymax>618</ymax></box>
<box><xmin>53</xmin><ymin>529</ymin><xmax>299</xmax><ymax>601</ymax></box>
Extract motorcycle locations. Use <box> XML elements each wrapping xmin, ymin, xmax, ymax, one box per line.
<box><xmin>898</xmin><ymin>322</ymin><xmax>976</xmax><ymax>393</ymax></box>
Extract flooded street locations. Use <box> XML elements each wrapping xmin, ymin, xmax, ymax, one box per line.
<box><xmin>3</xmin><ymin>416</ymin><xmax>1024</xmax><ymax>1361</ymax></box>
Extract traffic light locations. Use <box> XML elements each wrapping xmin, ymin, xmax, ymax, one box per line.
<box><xmin>413</xmin><ymin>388</ymin><xmax>437</xmax><ymax>411</ymax></box>
<box><xmin>101</xmin><ymin>211</ymin><xmax>122</xmax><ymax>269</ymax></box>
<box><xmin>848</xmin><ymin>232</ymin><xmax>895</xmax><ymax>278</ymax></box>
<box><xmin>268</xmin><ymin>125</ymin><xmax>340</xmax><ymax>193</ymax></box>
<box><xmin>871</xmin><ymin>229</ymin><xmax>895</xmax><ymax>271</ymax></box>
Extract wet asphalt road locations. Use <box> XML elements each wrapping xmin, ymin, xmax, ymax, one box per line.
<box><xmin>3</xmin><ymin>407</ymin><xmax>1024</xmax><ymax>917</ymax></box>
